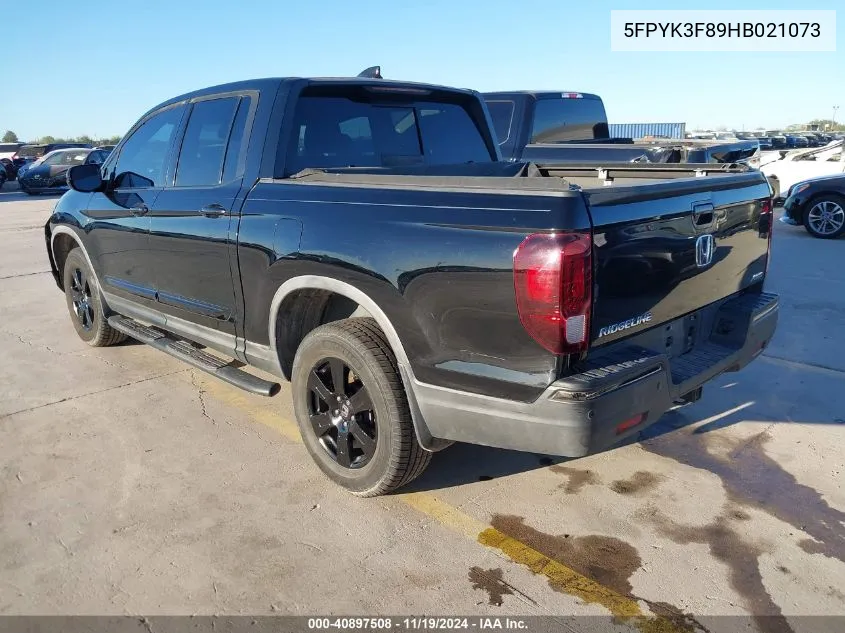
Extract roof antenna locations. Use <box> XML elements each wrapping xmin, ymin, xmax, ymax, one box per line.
<box><xmin>357</xmin><ymin>66</ymin><xmax>383</xmax><ymax>79</ymax></box>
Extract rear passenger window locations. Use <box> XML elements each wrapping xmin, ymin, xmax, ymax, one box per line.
<box><xmin>222</xmin><ymin>96</ymin><xmax>253</xmax><ymax>182</ymax></box>
<box><xmin>485</xmin><ymin>100</ymin><xmax>515</xmax><ymax>145</ymax></box>
<box><xmin>176</xmin><ymin>97</ymin><xmax>239</xmax><ymax>187</ymax></box>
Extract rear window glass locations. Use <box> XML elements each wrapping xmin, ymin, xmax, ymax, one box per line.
<box><xmin>18</xmin><ymin>145</ymin><xmax>46</xmax><ymax>158</ymax></box>
<box><xmin>485</xmin><ymin>100</ymin><xmax>515</xmax><ymax>145</ymax></box>
<box><xmin>531</xmin><ymin>97</ymin><xmax>609</xmax><ymax>143</ymax></box>
<box><xmin>42</xmin><ymin>151</ymin><xmax>90</xmax><ymax>166</ymax></box>
<box><xmin>285</xmin><ymin>95</ymin><xmax>491</xmax><ymax>174</ymax></box>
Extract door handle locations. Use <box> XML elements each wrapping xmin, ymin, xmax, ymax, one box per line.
<box><xmin>129</xmin><ymin>204</ymin><xmax>149</xmax><ymax>216</ymax></box>
<box><xmin>200</xmin><ymin>204</ymin><xmax>227</xmax><ymax>217</ymax></box>
<box><xmin>692</xmin><ymin>202</ymin><xmax>715</xmax><ymax>228</ymax></box>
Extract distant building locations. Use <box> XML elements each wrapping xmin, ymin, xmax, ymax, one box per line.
<box><xmin>609</xmin><ymin>122</ymin><xmax>686</xmax><ymax>140</ymax></box>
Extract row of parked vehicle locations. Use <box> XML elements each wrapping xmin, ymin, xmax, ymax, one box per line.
<box><xmin>689</xmin><ymin>130</ymin><xmax>844</xmax><ymax>150</ymax></box>
<box><xmin>0</xmin><ymin>142</ymin><xmax>115</xmax><ymax>192</ymax></box>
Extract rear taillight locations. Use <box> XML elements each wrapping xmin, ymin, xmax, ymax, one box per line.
<box><xmin>513</xmin><ymin>232</ymin><xmax>593</xmax><ymax>355</ymax></box>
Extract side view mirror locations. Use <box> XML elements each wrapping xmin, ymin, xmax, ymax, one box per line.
<box><xmin>66</xmin><ymin>163</ymin><xmax>104</xmax><ymax>192</ymax></box>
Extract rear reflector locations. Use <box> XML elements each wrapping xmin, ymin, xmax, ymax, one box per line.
<box><xmin>615</xmin><ymin>413</ymin><xmax>647</xmax><ymax>435</ymax></box>
<box><xmin>513</xmin><ymin>231</ymin><xmax>592</xmax><ymax>355</ymax></box>
<box><xmin>760</xmin><ymin>197</ymin><xmax>773</xmax><ymax>275</ymax></box>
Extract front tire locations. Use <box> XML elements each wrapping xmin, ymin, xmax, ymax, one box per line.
<box><xmin>62</xmin><ymin>249</ymin><xmax>126</xmax><ymax>347</ymax></box>
<box><xmin>291</xmin><ymin>318</ymin><xmax>431</xmax><ymax>496</ymax></box>
<box><xmin>804</xmin><ymin>194</ymin><xmax>845</xmax><ymax>239</ymax></box>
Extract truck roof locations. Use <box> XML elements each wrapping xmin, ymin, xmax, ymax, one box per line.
<box><xmin>157</xmin><ymin>77</ymin><xmax>479</xmax><ymax>109</ymax></box>
<box><xmin>482</xmin><ymin>90</ymin><xmax>603</xmax><ymax>100</ymax></box>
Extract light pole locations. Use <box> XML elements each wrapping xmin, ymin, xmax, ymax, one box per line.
<box><xmin>833</xmin><ymin>106</ymin><xmax>840</xmax><ymax>130</ymax></box>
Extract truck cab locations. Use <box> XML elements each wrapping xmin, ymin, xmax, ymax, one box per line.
<box><xmin>483</xmin><ymin>91</ymin><xmax>611</xmax><ymax>160</ymax></box>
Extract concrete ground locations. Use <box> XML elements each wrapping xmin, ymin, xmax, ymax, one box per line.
<box><xmin>1</xmin><ymin>181</ymin><xmax>843</xmax><ymax>632</ymax></box>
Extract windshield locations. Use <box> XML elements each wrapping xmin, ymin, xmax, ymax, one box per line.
<box><xmin>530</xmin><ymin>97</ymin><xmax>609</xmax><ymax>143</ymax></box>
<box><xmin>42</xmin><ymin>151</ymin><xmax>90</xmax><ymax>167</ymax></box>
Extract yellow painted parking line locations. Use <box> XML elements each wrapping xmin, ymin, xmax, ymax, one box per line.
<box><xmin>402</xmin><ymin>492</ymin><xmax>643</xmax><ymax>620</ymax></box>
<box><xmin>189</xmin><ymin>374</ymin><xmax>684</xmax><ymax>630</ymax></box>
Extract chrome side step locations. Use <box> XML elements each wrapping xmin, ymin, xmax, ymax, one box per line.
<box><xmin>108</xmin><ymin>315</ymin><xmax>281</xmax><ymax>397</ymax></box>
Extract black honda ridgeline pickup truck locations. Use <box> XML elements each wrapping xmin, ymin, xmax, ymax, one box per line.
<box><xmin>46</xmin><ymin>75</ymin><xmax>778</xmax><ymax>496</ymax></box>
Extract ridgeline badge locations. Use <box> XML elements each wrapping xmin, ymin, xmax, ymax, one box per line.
<box><xmin>597</xmin><ymin>312</ymin><xmax>653</xmax><ymax>339</ymax></box>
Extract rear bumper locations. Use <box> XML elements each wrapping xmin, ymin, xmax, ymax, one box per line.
<box><xmin>414</xmin><ymin>291</ymin><xmax>778</xmax><ymax>456</ymax></box>
<box><xmin>783</xmin><ymin>193</ymin><xmax>807</xmax><ymax>222</ymax></box>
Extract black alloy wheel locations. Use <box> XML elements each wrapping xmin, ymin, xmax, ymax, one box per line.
<box><xmin>291</xmin><ymin>318</ymin><xmax>432</xmax><ymax>496</ymax></box>
<box><xmin>61</xmin><ymin>248</ymin><xmax>126</xmax><ymax>347</ymax></box>
<box><xmin>307</xmin><ymin>357</ymin><xmax>377</xmax><ymax>468</ymax></box>
<box><xmin>69</xmin><ymin>266</ymin><xmax>95</xmax><ymax>331</ymax></box>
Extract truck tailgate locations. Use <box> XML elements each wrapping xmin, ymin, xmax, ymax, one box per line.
<box><xmin>584</xmin><ymin>171</ymin><xmax>772</xmax><ymax>347</ymax></box>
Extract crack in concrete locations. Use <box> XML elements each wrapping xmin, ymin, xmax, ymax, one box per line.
<box><xmin>0</xmin><ymin>270</ymin><xmax>51</xmax><ymax>280</ymax></box>
<box><xmin>0</xmin><ymin>329</ymin><xmax>63</xmax><ymax>354</ymax></box>
<box><xmin>190</xmin><ymin>371</ymin><xmax>218</xmax><ymax>427</ymax></box>
<box><xmin>71</xmin><ymin>352</ymin><xmax>127</xmax><ymax>371</ymax></box>
<box><xmin>2</xmin><ymin>328</ymin><xmax>138</xmax><ymax>372</ymax></box>
<box><xmin>0</xmin><ymin>369</ymin><xmax>190</xmax><ymax>420</ymax></box>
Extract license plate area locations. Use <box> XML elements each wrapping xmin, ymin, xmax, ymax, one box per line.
<box><xmin>661</xmin><ymin>312</ymin><xmax>700</xmax><ymax>359</ymax></box>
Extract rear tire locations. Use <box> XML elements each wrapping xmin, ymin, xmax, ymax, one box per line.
<box><xmin>291</xmin><ymin>318</ymin><xmax>431</xmax><ymax>496</ymax></box>
<box><xmin>62</xmin><ymin>248</ymin><xmax>126</xmax><ymax>347</ymax></box>
<box><xmin>803</xmin><ymin>194</ymin><xmax>845</xmax><ymax>239</ymax></box>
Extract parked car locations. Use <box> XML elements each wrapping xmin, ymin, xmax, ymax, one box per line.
<box><xmin>757</xmin><ymin>136</ymin><xmax>774</xmax><ymax>150</ymax></box>
<box><xmin>0</xmin><ymin>158</ymin><xmax>14</xmax><ymax>185</ymax></box>
<box><xmin>799</xmin><ymin>133</ymin><xmax>821</xmax><ymax>148</ymax></box>
<box><xmin>13</xmin><ymin>142</ymin><xmax>92</xmax><ymax>173</ymax></box>
<box><xmin>784</xmin><ymin>134</ymin><xmax>809</xmax><ymax>149</ymax></box>
<box><xmin>781</xmin><ymin>174</ymin><xmax>845</xmax><ymax>238</ymax></box>
<box><xmin>46</xmin><ymin>73</ymin><xmax>777</xmax><ymax>496</ymax></box>
<box><xmin>0</xmin><ymin>143</ymin><xmax>25</xmax><ymax>180</ymax></box>
<box><xmin>0</xmin><ymin>142</ymin><xmax>24</xmax><ymax>161</ymax></box>
<box><xmin>18</xmin><ymin>148</ymin><xmax>109</xmax><ymax>195</ymax></box>
<box><xmin>761</xmin><ymin>140</ymin><xmax>844</xmax><ymax>199</ymax></box>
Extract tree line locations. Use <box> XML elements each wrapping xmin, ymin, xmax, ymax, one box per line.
<box><xmin>3</xmin><ymin>130</ymin><xmax>122</xmax><ymax>146</ymax></box>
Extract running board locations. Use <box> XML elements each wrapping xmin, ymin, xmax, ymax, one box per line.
<box><xmin>107</xmin><ymin>315</ymin><xmax>281</xmax><ymax>397</ymax></box>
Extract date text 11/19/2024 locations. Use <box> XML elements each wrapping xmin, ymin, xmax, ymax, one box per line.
<box><xmin>307</xmin><ymin>617</ymin><xmax>530</xmax><ymax>630</ymax></box>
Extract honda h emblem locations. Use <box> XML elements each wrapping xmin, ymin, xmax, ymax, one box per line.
<box><xmin>695</xmin><ymin>234</ymin><xmax>715</xmax><ymax>268</ymax></box>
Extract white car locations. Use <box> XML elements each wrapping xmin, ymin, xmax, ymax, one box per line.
<box><xmin>761</xmin><ymin>140</ymin><xmax>845</xmax><ymax>198</ymax></box>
